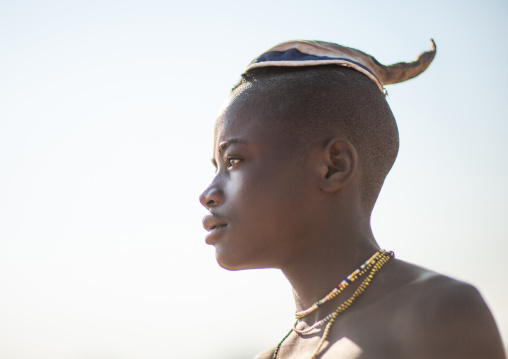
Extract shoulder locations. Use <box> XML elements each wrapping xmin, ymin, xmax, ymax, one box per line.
<box><xmin>252</xmin><ymin>346</ymin><xmax>276</xmax><ymax>359</ymax></box>
<box><xmin>386</xmin><ymin>262</ymin><xmax>506</xmax><ymax>359</ymax></box>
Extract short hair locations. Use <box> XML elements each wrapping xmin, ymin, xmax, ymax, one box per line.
<box><xmin>231</xmin><ymin>65</ymin><xmax>399</xmax><ymax>213</ymax></box>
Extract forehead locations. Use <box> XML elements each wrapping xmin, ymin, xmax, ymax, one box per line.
<box><xmin>214</xmin><ymin>86</ymin><xmax>286</xmax><ymax>146</ymax></box>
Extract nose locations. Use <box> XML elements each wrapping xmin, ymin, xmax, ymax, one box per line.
<box><xmin>199</xmin><ymin>183</ymin><xmax>223</xmax><ymax>209</ymax></box>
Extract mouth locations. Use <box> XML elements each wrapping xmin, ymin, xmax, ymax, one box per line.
<box><xmin>202</xmin><ymin>214</ymin><xmax>228</xmax><ymax>232</ymax></box>
<box><xmin>204</xmin><ymin>223</ymin><xmax>227</xmax><ymax>245</ymax></box>
<box><xmin>210</xmin><ymin>223</ymin><xmax>227</xmax><ymax>231</ymax></box>
<box><xmin>203</xmin><ymin>215</ymin><xmax>228</xmax><ymax>245</ymax></box>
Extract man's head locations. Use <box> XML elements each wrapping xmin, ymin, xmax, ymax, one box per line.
<box><xmin>232</xmin><ymin>65</ymin><xmax>399</xmax><ymax>213</ymax></box>
<box><xmin>200</xmin><ymin>40</ymin><xmax>435</xmax><ymax>270</ymax></box>
<box><xmin>200</xmin><ymin>65</ymin><xmax>398</xmax><ymax>270</ymax></box>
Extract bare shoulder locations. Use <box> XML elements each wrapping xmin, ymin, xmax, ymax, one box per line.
<box><xmin>252</xmin><ymin>260</ymin><xmax>506</xmax><ymax>359</ymax></box>
<box><xmin>378</xmin><ymin>260</ymin><xmax>506</xmax><ymax>359</ymax></box>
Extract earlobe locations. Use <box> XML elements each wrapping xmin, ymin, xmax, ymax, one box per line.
<box><xmin>320</xmin><ymin>138</ymin><xmax>357</xmax><ymax>192</ymax></box>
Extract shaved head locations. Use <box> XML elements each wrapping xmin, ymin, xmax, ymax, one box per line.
<box><xmin>231</xmin><ymin>65</ymin><xmax>399</xmax><ymax>213</ymax></box>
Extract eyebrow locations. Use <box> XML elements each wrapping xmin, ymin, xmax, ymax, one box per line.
<box><xmin>218</xmin><ymin>138</ymin><xmax>248</xmax><ymax>152</ymax></box>
<box><xmin>211</xmin><ymin>138</ymin><xmax>248</xmax><ymax>168</ymax></box>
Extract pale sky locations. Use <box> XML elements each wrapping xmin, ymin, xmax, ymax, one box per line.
<box><xmin>1</xmin><ymin>1</ymin><xmax>507</xmax><ymax>358</ymax></box>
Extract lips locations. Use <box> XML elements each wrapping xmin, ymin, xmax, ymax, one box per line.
<box><xmin>202</xmin><ymin>215</ymin><xmax>228</xmax><ymax>232</ymax></box>
<box><xmin>210</xmin><ymin>223</ymin><xmax>227</xmax><ymax>230</ymax></box>
<box><xmin>203</xmin><ymin>215</ymin><xmax>228</xmax><ymax>245</ymax></box>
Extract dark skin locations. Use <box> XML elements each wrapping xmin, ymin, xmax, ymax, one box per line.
<box><xmin>200</xmin><ymin>87</ymin><xmax>506</xmax><ymax>359</ymax></box>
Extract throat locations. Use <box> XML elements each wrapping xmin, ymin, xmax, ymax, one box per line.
<box><xmin>289</xmin><ymin>249</ymin><xmax>391</xmax><ymax>320</ymax></box>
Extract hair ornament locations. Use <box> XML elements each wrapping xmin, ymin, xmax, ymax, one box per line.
<box><xmin>246</xmin><ymin>39</ymin><xmax>437</xmax><ymax>93</ymax></box>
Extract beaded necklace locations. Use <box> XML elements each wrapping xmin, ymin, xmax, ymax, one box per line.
<box><xmin>295</xmin><ymin>249</ymin><xmax>387</xmax><ymax>320</ymax></box>
<box><xmin>292</xmin><ymin>250</ymin><xmax>390</xmax><ymax>335</ymax></box>
<box><xmin>272</xmin><ymin>250</ymin><xmax>394</xmax><ymax>359</ymax></box>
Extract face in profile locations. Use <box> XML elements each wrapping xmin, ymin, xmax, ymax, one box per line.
<box><xmin>199</xmin><ymin>88</ymin><xmax>320</xmax><ymax>271</ymax></box>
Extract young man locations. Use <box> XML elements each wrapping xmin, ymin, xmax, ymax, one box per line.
<box><xmin>199</xmin><ymin>40</ymin><xmax>506</xmax><ymax>359</ymax></box>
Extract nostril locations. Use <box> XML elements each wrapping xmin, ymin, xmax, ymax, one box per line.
<box><xmin>199</xmin><ymin>185</ymin><xmax>223</xmax><ymax>209</ymax></box>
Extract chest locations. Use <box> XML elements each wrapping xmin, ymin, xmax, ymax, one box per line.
<box><xmin>275</xmin><ymin>300</ymin><xmax>411</xmax><ymax>359</ymax></box>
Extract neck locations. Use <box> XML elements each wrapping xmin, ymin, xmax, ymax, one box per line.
<box><xmin>281</xmin><ymin>221</ymin><xmax>379</xmax><ymax>322</ymax></box>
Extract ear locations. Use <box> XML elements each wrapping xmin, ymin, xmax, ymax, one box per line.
<box><xmin>319</xmin><ymin>138</ymin><xmax>357</xmax><ymax>192</ymax></box>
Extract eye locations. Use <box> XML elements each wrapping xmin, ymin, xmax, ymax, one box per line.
<box><xmin>227</xmin><ymin>157</ymin><xmax>242</xmax><ymax>168</ymax></box>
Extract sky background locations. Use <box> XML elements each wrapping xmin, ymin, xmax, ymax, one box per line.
<box><xmin>1</xmin><ymin>0</ymin><xmax>507</xmax><ymax>358</ymax></box>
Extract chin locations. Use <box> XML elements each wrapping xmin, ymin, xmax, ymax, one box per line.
<box><xmin>215</xmin><ymin>249</ymin><xmax>269</xmax><ymax>271</ymax></box>
<box><xmin>215</xmin><ymin>252</ymin><xmax>249</xmax><ymax>271</ymax></box>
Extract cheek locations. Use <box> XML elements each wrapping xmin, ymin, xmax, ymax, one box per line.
<box><xmin>229</xmin><ymin>168</ymin><xmax>306</xmax><ymax>232</ymax></box>
<box><xmin>215</xmin><ymin>166</ymin><xmax>314</xmax><ymax>269</ymax></box>
<box><xmin>228</xmin><ymin>165</ymin><xmax>291</xmax><ymax>205</ymax></box>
